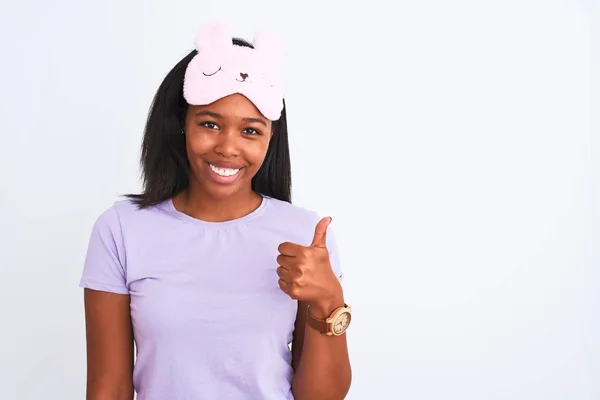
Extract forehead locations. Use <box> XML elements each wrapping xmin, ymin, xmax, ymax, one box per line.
<box><xmin>190</xmin><ymin>93</ymin><xmax>267</xmax><ymax>121</ymax></box>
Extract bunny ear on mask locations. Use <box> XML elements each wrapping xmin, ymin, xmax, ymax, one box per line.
<box><xmin>194</xmin><ymin>22</ymin><xmax>233</xmax><ymax>53</ymax></box>
<box><xmin>253</xmin><ymin>29</ymin><xmax>284</xmax><ymax>67</ymax></box>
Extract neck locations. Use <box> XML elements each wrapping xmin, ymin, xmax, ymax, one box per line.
<box><xmin>173</xmin><ymin>184</ymin><xmax>263</xmax><ymax>223</ymax></box>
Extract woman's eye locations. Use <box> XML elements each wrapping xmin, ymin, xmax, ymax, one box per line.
<box><xmin>200</xmin><ymin>122</ymin><xmax>219</xmax><ymax>130</ymax></box>
<box><xmin>243</xmin><ymin>128</ymin><xmax>261</xmax><ymax>135</ymax></box>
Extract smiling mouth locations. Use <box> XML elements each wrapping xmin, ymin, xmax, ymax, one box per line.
<box><xmin>207</xmin><ymin>163</ymin><xmax>243</xmax><ymax>185</ymax></box>
<box><xmin>209</xmin><ymin>163</ymin><xmax>241</xmax><ymax>177</ymax></box>
<box><xmin>235</xmin><ymin>78</ymin><xmax>247</xmax><ymax>82</ymax></box>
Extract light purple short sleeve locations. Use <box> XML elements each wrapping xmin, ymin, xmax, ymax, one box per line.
<box><xmin>79</xmin><ymin>205</ymin><xmax>129</xmax><ymax>295</ymax></box>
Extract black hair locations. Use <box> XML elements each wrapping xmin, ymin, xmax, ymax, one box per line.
<box><xmin>126</xmin><ymin>38</ymin><xmax>291</xmax><ymax>208</ymax></box>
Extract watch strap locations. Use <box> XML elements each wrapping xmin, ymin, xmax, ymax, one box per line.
<box><xmin>306</xmin><ymin>306</ymin><xmax>330</xmax><ymax>334</ymax></box>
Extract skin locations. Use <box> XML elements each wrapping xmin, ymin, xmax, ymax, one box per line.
<box><xmin>84</xmin><ymin>93</ymin><xmax>351</xmax><ymax>399</ymax></box>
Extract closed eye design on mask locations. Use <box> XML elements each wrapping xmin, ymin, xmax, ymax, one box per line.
<box><xmin>202</xmin><ymin>67</ymin><xmax>222</xmax><ymax>77</ymax></box>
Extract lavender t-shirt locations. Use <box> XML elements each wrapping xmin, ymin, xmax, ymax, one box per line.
<box><xmin>79</xmin><ymin>196</ymin><xmax>343</xmax><ymax>400</ymax></box>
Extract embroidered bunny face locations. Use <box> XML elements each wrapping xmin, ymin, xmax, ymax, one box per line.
<box><xmin>183</xmin><ymin>24</ymin><xmax>285</xmax><ymax>121</ymax></box>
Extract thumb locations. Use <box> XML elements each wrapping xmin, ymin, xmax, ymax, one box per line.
<box><xmin>311</xmin><ymin>217</ymin><xmax>332</xmax><ymax>248</ymax></box>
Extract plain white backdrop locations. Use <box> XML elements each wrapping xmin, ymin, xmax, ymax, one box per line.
<box><xmin>0</xmin><ymin>0</ymin><xmax>597</xmax><ymax>399</ymax></box>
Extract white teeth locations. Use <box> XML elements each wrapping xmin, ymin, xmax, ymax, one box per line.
<box><xmin>209</xmin><ymin>164</ymin><xmax>240</xmax><ymax>177</ymax></box>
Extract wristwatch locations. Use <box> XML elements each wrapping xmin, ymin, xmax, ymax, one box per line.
<box><xmin>307</xmin><ymin>304</ymin><xmax>352</xmax><ymax>336</ymax></box>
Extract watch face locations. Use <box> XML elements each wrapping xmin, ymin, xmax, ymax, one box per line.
<box><xmin>333</xmin><ymin>311</ymin><xmax>351</xmax><ymax>335</ymax></box>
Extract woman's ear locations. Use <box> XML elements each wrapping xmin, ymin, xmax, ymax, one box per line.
<box><xmin>179</xmin><ymin>107</ymin><xmax>189</xmax><ymax>135</ymax></box>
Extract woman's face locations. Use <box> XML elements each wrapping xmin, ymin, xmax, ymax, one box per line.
<box><xmin>184</xmin><ymin>93</ymin><xmax>273</xmax><ymax>200</ymax></box>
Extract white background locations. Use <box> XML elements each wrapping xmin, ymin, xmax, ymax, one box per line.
<box><xmin>0</xmin><ymin>0</ymin><xmax>597</xmax><ymax>399</ymax></box>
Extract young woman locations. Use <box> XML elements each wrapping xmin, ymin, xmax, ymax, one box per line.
<box><xmin>80</xmin><ymin>23</ymin><xmax>352</xmax><ymax>400</ymax></box>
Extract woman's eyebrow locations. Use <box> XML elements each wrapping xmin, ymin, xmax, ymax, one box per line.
<box><xmin>242</xmin><ymin>117</ymin><xmax>267</xmax><ymax>127</ymax></box>
<box><xmin>195</xmin><ymin>111</ymin><xmax>222</xmax><ymax>119</ymax></box>
<box><xmin>195</xmin><ymin>111</ymin><xmax>267</xmax><ymax>127</ymax></box>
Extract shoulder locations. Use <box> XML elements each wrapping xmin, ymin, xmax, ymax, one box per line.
<box><xmin>264</xmin><ymin>197</ymin><xmax>322</xmax><ymax>226</ymax></box>
<box><xmin>261</xmin><ymin>197</ymin><xmax>331</xmax><ymax>245</ymax></box>
<box><xmin>91</xmin><ymin>197</ymin><xmax>167</xmax><ymax>233</ymax></box>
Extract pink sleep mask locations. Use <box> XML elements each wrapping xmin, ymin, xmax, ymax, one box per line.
<box><xmin>183</xmin><ymin>23</ymin><xmax>285</xmax><ymax>121</ymax></box>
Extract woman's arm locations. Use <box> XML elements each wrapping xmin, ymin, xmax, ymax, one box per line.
<box><xmin>279</xmin><ymin>217</ymin><xmax>352</xmax><ymax>399</ymax></box>
<box><xmin>291</xmin><ymin>295</ymin><xmax>352</xmax><ymax>400</ymax></box>
<box><xmin>83</xmin><ymin>288</ymin><xmax>134</xmax><ymax>400</ymax></box>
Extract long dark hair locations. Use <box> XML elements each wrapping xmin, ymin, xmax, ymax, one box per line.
<box><xmin>126</xmin><ymin>38</ymin><xmax>292</xmax><ymax>208</ymax></box>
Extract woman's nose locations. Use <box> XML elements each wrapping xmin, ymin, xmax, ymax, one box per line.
<box><xmin>213</xmin><ymin>130</ymin><xmax>240</xmax><ymax>157</ymax></box>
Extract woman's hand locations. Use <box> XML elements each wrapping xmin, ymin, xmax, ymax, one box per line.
<box><xmin>276</xmin><ymin>217</ymin><xmax>344</xmax><ymax>317</ymax></box>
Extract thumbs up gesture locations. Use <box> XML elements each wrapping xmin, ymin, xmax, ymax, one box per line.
<box><xmin>276</xmin><ymin>217</ymin><xmax>343</xmax><ymax>308</ymax></box>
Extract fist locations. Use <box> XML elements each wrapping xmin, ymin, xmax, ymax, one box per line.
<box><xmin>276</xmin><ymin>217</ymin><xmax>342</xmax><ymax>304</ymax></box>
